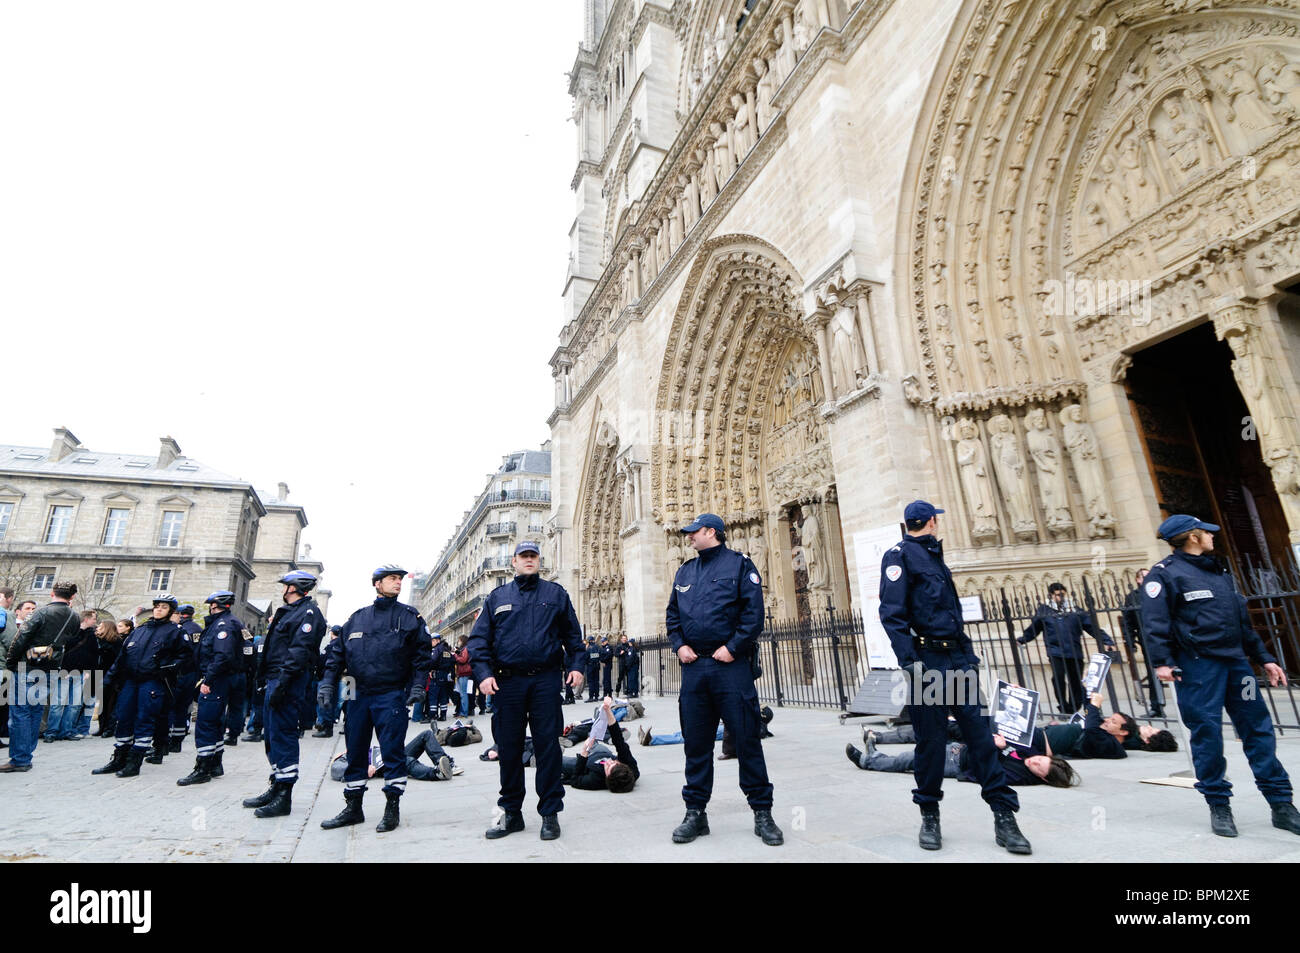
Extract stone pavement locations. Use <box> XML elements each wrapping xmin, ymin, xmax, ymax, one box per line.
<box><xmin>2</xmin><ymin>701</ymin><xmax>1299</xmax><ymax>863</ymax></box>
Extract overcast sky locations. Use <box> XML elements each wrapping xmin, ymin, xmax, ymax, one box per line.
<box><xmin>0</xmin><ymin>2</ymin><xmax>583</xmax><ymax>615</ymax></box>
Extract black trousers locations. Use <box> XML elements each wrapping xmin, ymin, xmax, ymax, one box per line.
<box><xmin>492</xmin><ymin>671</ymin><xmax>564</xmax><ymax>816</ymax></box>
<box><xmin>1049</xmin><ymin>656</ymin><xmax>1085</xmax><ymax>713</ymax></box>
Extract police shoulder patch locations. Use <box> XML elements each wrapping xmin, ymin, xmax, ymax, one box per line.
<box><xmin>749</xmin><ymin>572</ymin><xmax>761</xmax><ymax>585</ymax></box>
<box><xmin>217</xmin><ymin>632</ymin><xmax>228</xmax><ymax>639</ymax></box>
<box><xmin>1145</xmin><ymin>581</ymin><xmax>1162</xmax><ymax>598</ymax></box>
<box><xmin>675</xmin><ymin>584</ymin><xmax>691</xmax><ymax>593</ymax></box>
<box><xmin>885</xmin><ymin>565</ymin><xmax>903</xmax><ymax>582</ymax></box>
<box><xmin>494</xmin><ymin>604</ymin><xmax>512</xmax><ymax>614</ymax></box>
<box><xmin>301</xmin><ymin>623</ymin><xmax>312</xmax><ymax>633</ymax></box>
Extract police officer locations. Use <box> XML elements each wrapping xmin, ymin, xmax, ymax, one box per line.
<box><xmin>1018</xmin><ymin>582</ymin><xmax>1115</xmax><ymax>713</ymax></box>
<box><xmin>1140</xmin><ymin>514</ymin><xmax>1300</xmax><ymax>837</ymax></box>
<box><xmin>625</xmin><ymin>637</ymin><xmax>641</xmax><ymax>697</ymax></box>
<box><xmin>177</xmin><ymin>591</ymin><xmax>247</xmax><ymax>786</ymax></box>
<box><xmin>666</xmin><ymin>513</ymin><xmax>783</xmax><ymax>847</ymax></box>
<box><xmin>153</xmin><ymin>603</ymin><xmax>203</xmax><ymax>760</ymax></box>
<box><xmin>319</xmin><ymin>565</ymin><xmax>432</xmax><ymax>833</ymax></box>
<box><xmin>599</xmin><ymin>637</ymin><xmax>614</xmax><ymax>697</ymax></box>
<box><xmin>584</xmin><ymin>637</ymin><xmax>602</xmax><ymax>701</ymax></box>
<box><xmin>242</xmin><ymin>570</ymin><xmax>324</xmax><ymax>818</ymax></box>
<box><xmin>224</xmin><ymin>620</ymin><xmax>256</xmax><ymax>747</ymax></box>
<box><xmin>313</xmin><ymin>625</ymin><xmax>344</xmax><ymax>737</ymax></box>
<box><xmin>92</xmin><ymin>594</ymin><xmax>188</xmax><ymax>779</ymax></box>
<box><xmin>471</xmin><ymin>540</ymin><xmax>585</xmax><ymax>841</ymax></box>
<box><xmin>878</xmin><ymin>501</ymin><xmax>1031</xmax><ymax>854</ymax></box>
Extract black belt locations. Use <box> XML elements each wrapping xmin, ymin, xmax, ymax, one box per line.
<box><xmin>913</xmin><ymin>634</ymin><xmax>962</xmax><ymax>651</ymax></box>
<box><xmin>494</xmin><ymin>665</ymin><xmax>560</xmax><ymax>678</ymax></box>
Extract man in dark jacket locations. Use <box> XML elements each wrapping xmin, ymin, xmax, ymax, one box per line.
<box><xmin>584</xmin><ymin>637</ymin><xmax>602</xmax><ymax>701</ymax></box>
<box><xmin>429</xmin><ymin>632</ymin><xmax>453</xmax><ymax>721</ymax></box>
<box><xmin>318</xmin><ymin>565</ymin><xmax>432</xmax><ymax>833</ymax></box>
<box><xmin>471</xmin><ymin>541</ymin><xmax>585</xmax><ymax>841</ymax></box>
<box><xmin>91</xmin><ymin>594</ymin><xmax>188</xmax><ymax>778</ymax></box>
<box><xmin>1140</xmin><ymin>514</ymin><xmax>1300</xmax><ymax>838</ymax></box>
<box><xmin>241</xmin><ymin>571</ymin><xmax>325</xmax><ymax>818</ymax></box>
<box><xmin>666</xmin><ymin>513</ymin><xmax>782</xmax><ymax>847</ymax></box>
<box><xmin>313</xmin><ymin>625</ymin><xmax>344</xmax><ymax>737</ymax></box>
<box><xmin>2</xmin><ymin>582</ymin><xmax>84</xmax><ymax>772</ymax></box>
<box><xmin>176</xmin><ymin>591</ymin><xmax>247</xmax><ymax>786</ymax></box>
<box><xmin>154</xmin><ymin>603</ymin><xmax>203</xmax><ymax>758</ymax></box>
<box><xmin>599</xmin><ymin>638</ymin><xmax>614</xmax><ymax>697</ymax></box>
<box><xmin>878</xmin><ymin>501</ymin><xmax>1030</xmax><ymax>854</ymax></box>
<box><xmin>1018</xmin><ymin>583</ymin><xmax>1114</xmax><ymax>714</ymax></box>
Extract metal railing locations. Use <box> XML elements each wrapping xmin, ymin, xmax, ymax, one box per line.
<box><xmin>485</xmin><ymin>522</ymin><xmax>516</xmax><ymax>536</ymax></box>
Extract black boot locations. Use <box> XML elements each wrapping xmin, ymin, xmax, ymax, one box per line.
<box><xmin>224</xmin><ymin>730</ymin><xmax>239</xmax><ymax>747</ymax></box>
<box><xmin>209</xmin><ymin>751</ymin><xmax>224</xmax><ymax>778</ymax></box>
<box><xmin>242</xmin><ymin>774</ymin><xmax>278</xmax><ymax>808</ymax></box>
<box><xmin>753</xmin><ymin>809</ymin><xmax>784</xmax><ymax>846</ymax></box>
<box><xmin>115</xmin><ymin>748</ymin><xmax>146</xmax><ymax>778</ymax></box>
<box><xmin>1210</xmin><ymin>803</ymin><xmax>1238</xmax><ymax>837</ymax></box>
<box><xmin>993</xmin><ymin>810</ymin><xmax>1032</xmax><ymax>854</ymax></box>
<box><xmin>918</xmin><ymin>807</ymin><xmax>942</xmax><ymax>851</ymax></box>
<box><xmin>242</xmin><ymin>729</ymin><xmax>262</xmax><ymax>742</ymax></box>
<box><xmin>253</xmin><ymin>781</ymin><xmax>293</xmax><ymax>818</ymax></box>
<box><xmin>176</xmin><ymin>756</ymin><xmax>212</xmax><ymax>786</ymax></box>
<box><xmin>168</xmin><ymin>737</ymin><xmax>183</xmax><ymax>754</ymax></box>
<box><xmin>376</xmin><ymin>791</ymin><xmax>401</xmax><ymax>833</ymax></box>
<box><xmin>1271</xmin><ymin>802</ymin><xmax>1300</xmax><ymax>835</ymax></box>
<box><xmin>540</xmin><ymin>813</ymin><xmax>560</xmax><ymax>841</ymax></box>
<box><xmin>144</xmin><ymin>746</ymin><xmax>165</xmax><ymax>765</ymax></box>
<box><xmin>92</xmin><ymin>746</ymin><xmax>130</xmax><ymax>776</ymax></box>
<box><xmin>484</xmin><ymin>811</ymin><xmax>525</xmax><ymax>839</ymax></box>
<box><xmin>311</xmin><ymin>724</ymin><xmax>333</xmax><ymax>738</ymax></box>
<box><xmin>321</xmin><ymin>790</ymin><xmax>366</xmax><ymax>830</ymax></box>
<box><xmin>671</xmin><ymin>809</ymin><xmax>710</xmax><ymax>843</ymax></box>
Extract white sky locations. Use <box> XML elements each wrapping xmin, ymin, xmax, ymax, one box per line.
<box><xmin>0</xmin><ymin>2</ymin><xmax>584</xmax><ymax>616</ymax></box>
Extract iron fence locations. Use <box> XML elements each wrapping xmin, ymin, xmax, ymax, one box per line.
<box><xmin>633</xmin><ymin>564</ymin><xmax>1300</xmax><ymax>733</ymax></box>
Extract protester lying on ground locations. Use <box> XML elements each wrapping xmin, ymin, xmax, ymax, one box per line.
<box><xmin>481</xmin><ymin>737</ymin><xmax>534</xmax><ymax>764</ymax></box>
<box><xmin>639</xmin><ymin>705</ymin><xmax>774</xmax><ymax>751</ymax></box>
<box><xmin>558</xmin><ymin>696</ymin><xmax>646</xmax><ymax>747</ymax></box>
<box><xmin>435</xmin><ymin>720</ymin><xmax>483</xmax><ymax>747</ymax></box>
<box><xmin>329</xmin><ymin>729</ymin><xmax>459</xmax><ymax>782</ymax></box>
<box><xmin>846</xmin><ymin>724</ymin><xmax>1080</xmax><ymax>787</ymax></box>
<box><xmin>561</xmin><ymin>697</ymin><xmax>639</xmax><ymax>793</ymax></box>
<box><xmin>638</xmin><ymin>725</ymin><xmax>724</xmax><ymax>746</ymax></box>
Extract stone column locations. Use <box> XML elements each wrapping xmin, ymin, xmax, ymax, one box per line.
<box><xmin>855</xmin><ymin>289</ymin><xmax>880</xmax><ymax>375</ymax></box>
<box><xmin>809</xmin><ymin>308</ymin><xmax>836</xmax><ymax>408</ymax></box>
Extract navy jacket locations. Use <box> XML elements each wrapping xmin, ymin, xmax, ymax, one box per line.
<box><xmin>198</xmin><ymin>611</ymin><xmax>246</xmax><ymax>681</ymax></box>
<box><xmin>177</xmin><ymin>619</ymin><xmax>203</xmax><ymax>673</ymax></box>
<box><xmin>107</xmin><ymin>617</ymin><xmax>187</xmax><ymax>682</ymax></box>
<box><xmin>585</xmin><ymin>644</ymin><xmax>602</xmax><ymax>673</ymax></box>
<box><xmin>878</xmin><ymin>534</ymin><xmax>976</xmax><ymax>667</ymax></box>
<box><xmin>259</xmin><ymin>597</ymin><xmax>325</xmax><ymax>684</ymax></box>
<box><xmin>665</xmin><ymin>544</ymin><xmax>763</xmax><ymax>658</ymax></box>
<box><xmin>324</xmin><ymin>596</ymin><xmax>432</xmax><ymax>696</ymax></box>
<box><xmin>1018</xmin><ymin>603</ymin><xmax>1113</xmax><ymax>659</ymax></box>
<box><xmin>467</xmin><ymin>574</ymin><xmax>584</xmax><ymax>684</ymax></box>
<box><xmin>599</xmin><ymin>643</ymin><xmax>614</xmax><ymax>669</ymax></box>
<box><xmin>1139</xmin><ymin>551</ymin><xmax>1276</xmax><ymax>668</ymax></box>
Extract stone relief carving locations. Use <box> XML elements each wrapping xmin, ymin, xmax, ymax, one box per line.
<box><xmin>955</xmin><ymin>417</ymin><xmax>1000</xmax><ymax>543</ymax></box>
<box><xmin>1060</xmin><ymin>404</ymin><xmax>1115</xmax><ymax>537</ymax></box>
<box><xmin>988</xmin><ymin>413</ymin><xmax>1038</xmax><ymax>541</ymax></box>
<box><xmin>1024</xmin><ymin>407</ymin><xmax>1075</xmax><ymax>536</ymax></box>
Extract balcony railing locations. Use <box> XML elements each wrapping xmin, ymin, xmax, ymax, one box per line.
<box><xmin>485</xmin><ymin>522</ymin><xmax>516</xmax><ymax>537</ymax></box>
<box><xmin>482</xmin><ymin>556</ymin><xmax>513</xmax><ymax>571</ymax></box>
<box><xmin>490</xmin><ymin>489</ymin><xmax>551</xmax><ymax>503</ymax></box>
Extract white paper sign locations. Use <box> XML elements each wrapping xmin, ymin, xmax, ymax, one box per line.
<box><xmin>853</xmin><ymin>525</ymin><xmax>906</xmax><ymax>669</ymax></box>
<box><xmin>960</xmin><ymin>595</ymin><xmax>984</xmax><ymax>622</ymax></box>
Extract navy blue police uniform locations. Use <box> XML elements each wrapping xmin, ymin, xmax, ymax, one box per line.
<box><xmin>98</xmin><ymin>602</ymin><xmax>187</xmax><ymax>776</ymax></box>
<box><xmin>599</xmin><ymin>640</ymin><xmax>614</xmax><ymax>697</ymax></box>
<box><xmin>878</xmin><ymin>513</ymin><xmax>1018</xmax><ymax>818</ymax></box>
<box><xmin>322</xmin><ymin>594</ymin><xmax>433</xmax><ymax>807</ymax></box>
<box><xmin>160</xmin><ymin>613</ymin><xmax>204</xmax><ymax>752</ymax></box>
<box><xmin>665</xmin><ymin>519</ymin><xmax>774</xmax><ymax>817</ymax></box>
<box><xmin>468</xmin><ymin>551</ymin><xmax>584</xmax><ymax>826</ymax></box>
<box><xmin>625</xmin><ymin>639</ymin><xmax>641</xmax><ymax>697</ymax></box>
<box><xmin>1139</xmin><ymin>518</ymin><xmax>1291</xmax><ymax>809</ymax></box>
<box><xmin>258</xmin><ymin>591</ymin><xmax>324</xmax><ymax>789</ymax></box>
<box><xmin>176</xmin><ymin>594</ymin><xmax>245</xmax><ymax>785</ymax></box>
<box><xmin>225</xmin><ymin>625</ymin><xmax>255</xmax><ymax>744</ymax></box>
<box><xmin>585</xmin><ymin>640</ymin><xmax>602</xmax><ymax>701</ymax></box>
<box><xmin>1018</xmin><ymin>598</ymin><xmax>1114</xmax><ymax>713</ymax></box>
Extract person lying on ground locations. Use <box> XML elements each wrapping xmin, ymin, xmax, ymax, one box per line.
<box><xmin>329</xmin><ymin>729</ymin><xmax>459</xmax><ymax>782</ymax></box>
<box><xmin>561</xmin><ymin>697</ymin><xmax>639</xmax><ymax>793</ymax></box>
<box><xmin>846</xmin><ymin>724</ymin><xmax>1080</xmax><ymax>787</ymax></box>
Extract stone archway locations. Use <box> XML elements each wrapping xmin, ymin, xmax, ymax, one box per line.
<box><xmin>897</xmin><ymin>0</ymin><xmax>1300</xmax><ymax>570</ymax></box>
<box><xmin>651</xmin><ymin>235</ymin><xmax>847</xmax><ymax>620</ymax></box>
<box><xmin>575</xmin><ymin>413</ymin><xmax>624</xmax><ymax>639</ymax></box>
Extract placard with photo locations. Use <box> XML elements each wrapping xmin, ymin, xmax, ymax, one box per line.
<box><xmin>993</xmin><ymin>681</ymin><xmax>1039</xmax><ymax>748</ymax></box>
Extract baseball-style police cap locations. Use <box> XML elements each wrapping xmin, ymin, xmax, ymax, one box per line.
<box><xmin>514</xmin><ymin>540</ymin><xmax>541</xmax><ymax>556</ymax></box>
<box><xmin>1157</xmin><ymin>514</ymin><xmax>1220</xmax><ymax>541</ymax></box>
<box><xmin>904</xmin><ymin>500</ymin><xmax>945</xmax><ymax>522</ymax></box>
<box><xmin>681</xmin><ymin>513</ymin><xmax>725</xmax><ymax>533</ymax></box>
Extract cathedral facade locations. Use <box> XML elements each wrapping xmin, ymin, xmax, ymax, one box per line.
<box><xmin>547</xmin><ymin>0</ymin><xmax>1300</xmax><ymax>649</ymax></box>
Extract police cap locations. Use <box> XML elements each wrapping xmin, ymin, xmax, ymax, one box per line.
<box><xmin>903</xmin><ymin>500</ymin><xmax>945</xmax><ymax>523</ymax></box>
<box><xmin>680</xmin><ymin>513</ymin><xmax>725</xmax><ymax>534</ymax></box>
<box><xmin>1157</xmin><ymin>514</ymin><xmax>1220</xmax><ymax>542</ymax></box>
<box><xmin>513</xmin><ymin>541</ymin><xmax>541</xmax><ymax>556</ymax></box>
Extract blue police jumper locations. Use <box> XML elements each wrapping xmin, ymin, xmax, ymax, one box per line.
<box><xmin>193</xmin><ymin>611</ymin><xmax>245</xmax><ymax>757</ymax></box>
<box><xmin>226</xmin><ymin>628</ymin><xmax>255</xmax><ymax>737</ymax></box>
<box><xmin>879</xmin><ymin>534</ymin><xmax>1018</xmax><ymax>813</ymax></box>
<box><xmin>585</xmin><ymin>643</ymin><xmax>602</xmax><ymax>700</ymax></box>
<box><xmin>324</xmin><ymin>596</ymin><xmax>433</xmax><ymax>797</ymax></box>
<box><xmin>666</xmin><ymin>543</ymin><xmax>774</xmax><ymax>811</ymax></box>
<box><xmin>468</xmin><ymin>573</ymin><xmax>584</xmax><ymax>817</ymax></box>
<box><xmin>259</xmin><ymin>596</ymin><xmax>324</xmax><ymax>784</ymax></box>
<box><xmin>106</xmin><ymin>617</ymin><xmax>187</xmax><ymax>752</ymax></box>
<box><xmin>1139</xmin><ymin>550</ymin><xmax>1291</xmax><ymax>805</ymax></box>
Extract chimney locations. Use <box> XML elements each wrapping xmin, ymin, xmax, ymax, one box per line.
<box><xmin>277</xmin><ymin>482</ymin><xmax>290</xmax><ymax>501</ymax></box>
<box><xmin>49</xmin><ymin>427</ymin><xmax>82</xmax><ymax>462</ymax></box>
<box><xmin>157</xmin><ymin>436</ymin><xmax>182</xmax><ymax>469</ymax></box>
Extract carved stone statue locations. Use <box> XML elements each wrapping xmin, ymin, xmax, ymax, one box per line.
<box><xmin>666</xmin><ymin>536</ymin><xmax>683</xmax><ymax>587</ymax></box>
<box><xmin>748</xmin><ymin>524</ymin><xmax>769</xmax><ymax>581</ymax></box>
<box><xmin>955</xmin><ymin>417</ymin><xmax>1000</xmax><ymax>542</ymax></box>
<box><xmin>1155</xmin><ymin>93</ymin><xmax>1215</xmax><ymax>191</ymax></box>
<box><xmin>610</xmin><ymin>595</ymin><xmax>621</xmax><ymax>634</ymax></box>
<box><xmin>830</xmin><ymin>314</ymin><xmax>859</xmax><ymax>397</ymax></box>
<box><xmin>1217</xmin><ymin>57</ymin><xmax>1282</xmax><ymax>147</ymax></box>
<box><xmin>799</xmin><ymin>504</ymin><xmax>827</xmax><ymax>590</ymax></box>
<box><xmin>710</xmin><ymin>121</ymin><xmax>732</xmax><ymax>187</ymax></box>
<box><xmin>1117</xmin><ymin>136</ymin><xmax>1159</xmax><ymax>221</ymax></box>
<box><xmin>1226</xmin><ymin>329</ymin><xmax>1276</xmax><ymax>447</ymax></box>
<box><xmin>1025</xmin><ymin>408</ymin><xmax>1073</xmax><ymax>534</ymax></box>
<box><xmin>731</xmin><ymin>93</ymin><xmax>754</xmax><ymax>158</ymax></box>
<box><xmin>1060</xmin><ymin>404</ymin><xmax>1116</xmax><ymax>536</ymax></box>
<box><xmin>988</xmin><ymin>414</ymin><xmax>1038</xmax><ymax>540</ymax></box>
